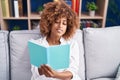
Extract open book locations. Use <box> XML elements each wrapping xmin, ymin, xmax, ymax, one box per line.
<box><xmin>28</xmin><ymin>39</ymin><xmax>70</xmax><ymax>70</ymax></box>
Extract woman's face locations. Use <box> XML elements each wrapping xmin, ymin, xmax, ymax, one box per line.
<box><xmin>50</xmin><ymin>17</ymin><xmax>67</xmax><ymax>37</ymax></box>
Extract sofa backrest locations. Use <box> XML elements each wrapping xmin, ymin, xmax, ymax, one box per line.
<box><xmin>0</xmin><ymin>31</ymin><xmax>9</xmax><ymax>80</ymax></box>
<box><xmin>9</xmin><ymin>30</ymin><xmax>41</xmax><ymax>80</ymax></box>
<box><xmin>9</xmin><ymin>29</ymin><xmax>85</xmax><ymax>80</ymax></box>
<box><xmin>3</xmin><ymin>26</ymin><xmax>120</xmax><ymax>80</ymax></box>
<box><xmin>83</xmin><ymin>27</ymin><xmax>120</xmax><ymax>80</ymax></box>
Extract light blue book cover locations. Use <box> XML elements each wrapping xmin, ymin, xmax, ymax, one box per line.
<box><xmin>28</xmin><ymin>40</ymin><xmax>70</xmax><ymax>70</ymax></box>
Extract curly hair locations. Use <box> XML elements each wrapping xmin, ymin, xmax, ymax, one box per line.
<box><xmin>40</xmin><ymin>0</ymin><xmax>79</xmax><ymax>40</ymax></box>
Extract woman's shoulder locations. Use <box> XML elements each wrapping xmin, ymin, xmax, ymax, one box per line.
<box><xmin>69</xmin><ymin>38</ymin><xmax>78</xmax><ymax>45</ymax></box>
<box><xmin>31</xmin><ymin>36</ymin><xmax>47</xmax><ymax>45</ymax></box>
<box><xmin>36</xmin><ymin>36</ymin><xmax>45</xmax><ymax>42</ymax></box>
<box><xmin>61</xmin><ymin>38</ymin><xmax>78</xmax><ymax>49</ymax></box>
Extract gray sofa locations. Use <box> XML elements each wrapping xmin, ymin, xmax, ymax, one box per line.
<box><xmin>0</xmin><ymin>26</ymin><xmax>120</xmax><ymax>80</ymax></box>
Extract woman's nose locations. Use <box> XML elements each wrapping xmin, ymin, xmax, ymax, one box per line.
<box><xmin>58</xmin><ymin>22</ymin><xmax>62</xmax><ymax>28</ymax></box>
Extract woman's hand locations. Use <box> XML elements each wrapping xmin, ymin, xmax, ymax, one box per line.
<box><xmin>38</xmin><ymin>64</ymin><xmax>58</xmax><ymax>78</ymax></box>
<box><xmin>38</xmin><ymin>64</ymin><xmax>72</xmax><ymax>80</ymax></box>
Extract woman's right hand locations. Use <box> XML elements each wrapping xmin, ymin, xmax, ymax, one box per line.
<box><xmin>38</xmin><ymin>64</ymin><xmax>72</xmax><ymax>80</ymax></box>
<box><xmin>38</xmin><ymin>64</ymin><xmax>58</xmax><ymax>78</ymax></box>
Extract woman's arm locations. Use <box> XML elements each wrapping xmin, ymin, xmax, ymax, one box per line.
<box><xmin>65</xmin><ymin>41</ymin><xmax>81</xmax><ymax>80</ymax></box>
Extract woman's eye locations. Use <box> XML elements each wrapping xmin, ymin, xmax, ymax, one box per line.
<box><xmin>63</xmin><ymin>22</ymin><xmax>67</xmax><ymax>25</ymax></box>
<box><xmin>55</xmin><ymin>21</ymin><xmax>60</xmax><ymax>23</ymax></box>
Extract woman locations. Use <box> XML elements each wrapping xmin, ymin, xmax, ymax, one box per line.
<box><xmin>31</xmin><ymin>0</ymin><xmax>81</xmax><ymax>80</ymax></box>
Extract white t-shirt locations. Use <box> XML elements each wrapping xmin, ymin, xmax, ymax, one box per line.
<box><xmin>31</xmin><ymin>37</ymin><xmax>81</xmax><ymax>80</ymax></box>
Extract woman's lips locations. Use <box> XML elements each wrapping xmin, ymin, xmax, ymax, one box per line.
<box><xmin>57</xmin><ymin>29</ymin><xmax>63</xmax><ymax>33</ymax></box>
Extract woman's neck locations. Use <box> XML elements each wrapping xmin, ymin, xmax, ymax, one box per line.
<box><xmin>46</xmin><ymin>35</ymin><xmax>61</xmax><ymax>45</ymax></box>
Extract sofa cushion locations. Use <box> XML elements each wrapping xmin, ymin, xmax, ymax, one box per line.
<box><xmin>83</xmin><ymin>26</ymin><xmax>120</xmax><ymax>80</ymax></box>
<box><xmin>115</xmin><ymin>64</ymin><xmax>120</xmax><ymax>80</ymax></box>
<box><xmin>92</xmin><ymin>78</ymin><xmax>114</xmax><ymax>80</ymax></box>
<box><xmin>0</xmin><ymin>31</ymin><xmax>9</xmax><ymax>80</ymax></box>
<box><xmin>9</xmin><ymin>30</ymin><xmax>41</xmax><ymax>80</ymax></box>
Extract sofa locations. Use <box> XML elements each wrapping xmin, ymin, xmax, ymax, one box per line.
<box><xmin>0</xmin><ymin>26</ymin><xmax>120</xmax><ymax>80</ymax></box>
